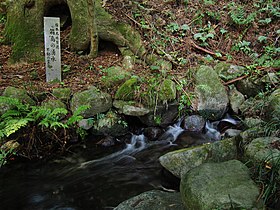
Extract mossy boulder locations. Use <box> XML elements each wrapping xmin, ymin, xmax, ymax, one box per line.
<box><xmin>101</xmin><ymin>66</ymin><xmax>131</xmax><ymax>88</ymax></box>
<box><xmin>70</xmin><ymin>86</ymin><xmax>112</xmax><ymax>118</ymax></box>
<box><xmin>52</xmin><ymin>88</ymin><xmax>71</xmax><ymax>102</ymax></box>
<box><xmin>228</xmin><ymin>85</ymin><xmax>245</xmax><ymax>114</ymax></box>
<box><xmin>180</xmin><ymin>160</ymin><xmax>262</xmax><ymax>210</ymax></box>
<box><xmin>42</xmin><ymin>99</ymin><xmax>66</xmax><ymax>110</ymax></box>
<box><xmin>113</xmin><ymin>100</ymin><xmax>150</xmax><ymax>116</ymax></box>
<box><xmin>115</xmin><ymin>78</ymin><xmax>138</xmax><ymax>101</ymax></box>
<box><xmin>114</xmin><ymin>190</ymin><xmax>185</xmax><ymax>210</ymax></box>
<box><xmin>159</xmin><ymin>79</ymin><xmax>176</xmax><ymax>102</ymax></box>
<box><xmin>214</xmin><ymin>62</ymin><xmax>245</xmax><ymax>81</ymax></box>
<box><xmin>159</xmin><ymin>138</ymin><xmax>238</xmax><ymax>178</ymax></box>
<box><xmin>265</xmin><ymin>88</ymin><xmax>280</xmax><ymax>119</ymax></box>
<box><xmin>195</xmin><ymin>65</ymin><xmax>229</xmax><ymax>120</ymax></box>
<box><xmin>2</xmin><ymin>86</ymin><xmax>35</xmax><ymax>105</ymax></box>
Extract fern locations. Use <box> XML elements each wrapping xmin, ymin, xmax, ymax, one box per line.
<box><xmin>67</xmin><ymin>105</ymin><xmax>90</xmax><ymax>125</ymax></box>
<box><xmin>2</xmin><ymin>118</ymin><xmax>33</xmax><ymax>137</ymax></box>
<box><xmin>229</xmin><ymin>5</ymin><xmax>256</xmax><ymax>25</ymax></box>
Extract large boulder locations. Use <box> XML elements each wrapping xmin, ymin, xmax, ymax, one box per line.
<box><xmin>214</xmin><ymin>62</ymin><xmax>245</xmax><ymax>82</ymax></box>
<box><xmin>114</xmin><ymin>190</ymin><xmax>185</xmax><ymax>210</ymax></box>
<box><xmin>180</xmin><ymin>160</ymin><xmax>262</xmax><ymax>210</ymax></box>
<box><xmin>195</xmin><ymin>65</ymin><xmax>229</xmax><ymax>120</ymax></box>
<box><xmin>70</xmin><ymin>86</ymin><xmax>112</xmax><ymax>118</ymax></box>
<box><xmin>159</xmin><ymin>138</ymin><xmax>238</xmax><ymax>178</ymax></box>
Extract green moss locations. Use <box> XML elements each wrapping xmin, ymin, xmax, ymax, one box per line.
<box><xmin>159</xmin><ymin>79</ymin><xmax>176</xmax><ymax>101</ymax></box>
<box><xmin>115</xmin><ymin>78</ymin><xmax>138</xmax><ymax>101</ymax></box>
<box><xmin>101</xmin><ymin>66</ymin><xmax>131</xmax><ymax>88</ymax></box>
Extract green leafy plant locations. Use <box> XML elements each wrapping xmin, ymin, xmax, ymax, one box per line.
<box><xmin>194</xmin><ymin>22</ymin><xmax>215</xmax><ymax>46</ymax></box>
<box><xmin>229</xmin><ymin>4</ymin><xmax>256</xmax><ymax>25</ymax></box>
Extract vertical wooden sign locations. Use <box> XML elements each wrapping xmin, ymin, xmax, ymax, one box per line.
<box><xmin>44</xmin><ymin>17</ymin><xmax>61</xmax><ymax>82</ymax></box>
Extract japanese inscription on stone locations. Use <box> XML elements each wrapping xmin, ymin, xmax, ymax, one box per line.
<box><xmin>44</xmin><ymin>17</ymin><xmax>61</xmax><ymax>82</ymax></box>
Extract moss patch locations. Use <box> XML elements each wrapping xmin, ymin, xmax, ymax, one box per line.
<box><xmin>115</xmin><ymin>78</ymin><xmax>138</xmax><ymax>101</ymax></box>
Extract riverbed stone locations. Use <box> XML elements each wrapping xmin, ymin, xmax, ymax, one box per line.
<box><xmin>114</xmin><ymin>190</ymin><xmax>185</xmax><ymax>210</ymax></box>
<box><xmin>265</xmin><ymin>88</ymin><xmax>280</xmax><ymax>119</ymax></box>
<box><xmin>91</xmin><ymin>110</ymin><xmax>128</xmax><ymax>136</ymax></box>
<box><xmin>159</xmin><ymin>138</ymin><xmax>238</xmax><ymax>178</ymax></box>
<box><xmin>236</xmin><ymin>77</ymin><xmax>264</xmax><ymax>98</ymax></box>
<box><xmin>2</xmin><ymin>86</ymin><xmax>35</xmax><ymax>106</ymax></box>
<box><xmin>139</xmin><ymin>102</ymin><xmax>178</xmax><ymax>127</ymax></box>
<box><xmin>183</xmin><ymin>115</ymin><xmax>205</xmax><ymax>132</ymax></box>
<box><xmin>195</xmin><ymin>65</ymin><xmax>229</xmax><ymax>120</ymax></box>
<box><xmin>113</xmin><ymin>100</ymin><xmax>150</xmax><ymax>116</ymax></box>
<box><xmin>70</xmin><ymin>86</ymin><xmax>112</xmax><ymax>118</ymax></box>
<box><xmin>180</xmin><ymin>160</ymin><xmax>262</xmax><ymax>210</ymax></box>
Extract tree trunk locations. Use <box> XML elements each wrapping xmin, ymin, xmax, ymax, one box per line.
<box><xmin>87</xmin><ymin>0</ymin><xmax>98</xmax><ymax>58</ymax></box>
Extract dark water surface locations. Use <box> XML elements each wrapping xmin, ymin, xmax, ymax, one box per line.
<box><xmin>0</xmin><ymin>128</ymin><xmax>183</xmax><ymax>210</ymax></box>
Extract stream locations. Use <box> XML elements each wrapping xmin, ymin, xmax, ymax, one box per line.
<box><xmin>0</xmin><ymin>117</ymin><xmax>238</xmax><ymax>210</ymax></box>
<box><xmin>0</xmin><ymin>123</ymin><xmax>185</xmax><ymax>210</ymax></box>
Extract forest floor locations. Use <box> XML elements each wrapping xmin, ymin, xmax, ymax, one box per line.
<box><xmin>0</xmin><ymin>0</ymin><xmax>279</xmax><ymax>100</ymax></box>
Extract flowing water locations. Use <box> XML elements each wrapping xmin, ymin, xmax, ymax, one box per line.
<box><xmin>0</xmin><ymin>117</ymin><xmax>239</xmax><ymax>209</ymax></box>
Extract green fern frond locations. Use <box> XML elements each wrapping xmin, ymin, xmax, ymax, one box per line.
<box><xmin>3</xmin><ymin>118</ymin><xmax>32</xmax><ymax>137</ymax></box>
<box><xmin>50</xmin><ymin>108</ymin><xmax>68</xmax><ymax>117</ymax></box>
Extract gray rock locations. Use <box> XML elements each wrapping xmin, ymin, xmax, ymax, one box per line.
<box><xmin>180</xmin><ymin>160</ymin><xmax>262</xmax><ymax>210</ymax></box>
<box><xmin>265</xmin><ymin>88</ymin><xmax>280</xmax><ymax>119</ymax></box>
<box><xmin>139</xmin><ymin>102</ymin><xmax>178</xmax><ymax>127</ymax></box>
<box><xmin>42</xmin><ymin>99</ymin><xmax>66</xmax><ymax>110</ymax></box>
<box><xmin>195</xmin><ymin>65</ymin><xmax>229</xmax><ymax>120</ymax></box>
<box><xmin>183</xmin><ymin>115</ymin><xmax>205</xmax><ymax>132</ymax></box>
<box><xmin>101</xmin><ymin>66</ymin><xmax>131</xmax><ymax>88</ymax></box>
<box><xmin>114</xmin><ymin>190</ymin><xmax>185</xmax><ymax>210</ymax></box>
<box><xmin>159</xmin><ymin>138</ymin><xmax>238</xmax><ymax>178</ymax></box>
<box><xmin>70</xmin><ymin>86</ymin><xmax>112</xmax><ymax>118</ymax></box>
<box><xmin>229</xmin><ymin>86</ymin><xmax>245</xmax><ymax>114</ymax></box>
<box><xmin>214</xmin><ymin>62</ymin><xmax>245</xmax><ymax>81</ymax></box>
<box><xmin>223</xmin><ymin>129</ymin><xmax>242</xmax><ymax>138</ymax></box>
<box><xmin>236</xmin><ymin>78</ymin><xmax>264</xmax><ymax>98</ymax></box>
<box><xmin>245</xmin><ymin>137</ymin><xmax>280</xmax><ymax>165</ymax></box>
<box><xmin>159</xmin><ymin>79</ymin><xmax>176</xmax><ymax>102</ymax></box>
<box><xmin>78</xmin><ymin>119</ymin><xmax>94</xmax><ymax>130</ymax></box>
<box><xmin>113</xmin><ymin>100</ymin><xmax>150</xmax><ymax>116</ymax></box>
<box><xmin>122</xmin><ymin>56</ymin><xmax>135</xmax><ymax>71</ymax></box>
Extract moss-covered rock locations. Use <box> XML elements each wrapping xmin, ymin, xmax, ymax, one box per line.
<box><xmin>115</xmin><ymin>78</ymin><xmax>138</xmax><ymax>101</ymax></box>
<box><xmin>2</xmin><ymin>86</ymin><xmax>35</xmax><ymax>105</ymax></box>
<box><xmin>70</xmin><ymin>86</ymin><xmax>112</xmax><ymax>118</ymax></box>
<box><xmin>113</xmin><ymin>100</ymin><xmax>150</xmax><ymax>116</ymax></box>
<box><xmin>159</xmin><ymin>138</ymin><xmax>238</xmax><ymax>178</ymax></box>
<box><xmin>159</xmin><ymin>79</ymin><xmax>176</xmax><ymax>102</ymax></box>
<box><xmin>195</xmin><ymin>65</ymin><xmax>229</xmax><ymax>120</ymax></box>
<box><xmin>52</xmin><ymin>88</ymin><xmax>71</xmax><ymax>102</ymax></box>
<box><xmin>180</xmin><ymin>160</ymin><xmax>262</xmax><ymax>210</ymax></box>
<box><xmin>42</xmin><ymin>99</ymin><xmax>66</xmax><ymax>110</ymax></box>
<box><xmin>214</xmin><ymin>62</ymin><xmax>245</xmax><ymax>81</ymax></box>
<box><xmin>101</xmin><ymin>66</ymin><xmax>131</xmax><ymax>88</ymax></box>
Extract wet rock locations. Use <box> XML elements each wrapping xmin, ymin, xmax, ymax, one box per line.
<box><xmin>139</xmin><ymin>102</ymin><xmax>178</xmax><ymax>127</ymax></box>
<box><xmin>96</xmin><ymin>135</ymin><xmax>116</xmax><ymax>147</ymax></box>
<box><xmin>223</xmin><ymin>129</ymin><xmax>242</xmax><ymax>138</ymax></box>
<box><xmin>91</xmin><ymin>110</ymin><xmax>128</xmax><ymax>137</ymax></box>
<box><xmin>114</xmin><ymin>190</ymin><xmax>185</xmax><ymax>210</ymax></box>
<box><xmin>175</xmin><ymin>131</ymin><xmax>207</xmax><ymax>147</ymax></box>
<box><xmin>183</xmin><ymin>115</ymin><xmax>205</xmax><ymax>132</ymax></box>
<box><xmin>195</xmin><ymin>65</ymin><xmax>229</xmax><ymax>120</ymax></box>
<box><xmin>180</xmin><ymin>160</ymin><xmax>262</xmax><ymax>210</ymax></box>
<box><xmin>70</xmin><ymin>86</ymin><xmax>112</xmax><ymax>118</ymax></box>
<box><xmin>159</xmin><ymin>138</ymin><xmax>238</xmax><ymax>178</ymax></box>
<box><xmin>143</xmin><ymin>127</ymin><xmax>164</xmax><ymax>141</ymax></box>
